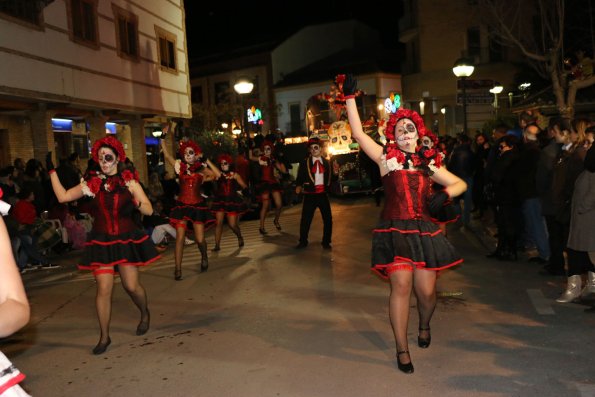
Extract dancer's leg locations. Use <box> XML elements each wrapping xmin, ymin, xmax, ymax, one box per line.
<box><xmin>388</xmin><ymin>269</ymin><xmax>413</xmax><ymax>363</ymax></box>
<box><xmin>119</xmin><ymin>265</ymin><xmax>150</xmax><ymax>335</ymax></box>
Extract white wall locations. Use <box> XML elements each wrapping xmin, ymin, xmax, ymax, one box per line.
<box><xmin>0</xmin><ymin>0</ymin><xmax>190</xmax><ymax>117</ymax></box>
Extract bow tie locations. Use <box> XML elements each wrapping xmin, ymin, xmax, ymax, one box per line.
<box><xmin>311</xmin><ymin>158</ymin><xmax>324</xmax><ymax>174</ymax></box>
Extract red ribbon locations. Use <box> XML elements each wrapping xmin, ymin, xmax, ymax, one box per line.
<box><xmin>311</xmin><ymin>159</ymin><xmax>325</xmax><ymax>174</ymax></box>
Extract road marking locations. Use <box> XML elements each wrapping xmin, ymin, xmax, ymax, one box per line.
<box><xmin>527</xmin><ymin>289</ymin><xmax>555</xmax><ymax>315</ymax></box>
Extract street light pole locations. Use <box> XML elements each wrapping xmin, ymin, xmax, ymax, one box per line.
<box><xmin>233</xmin><ymin>78</ymin><xmax>254</xmax><ymax>144</ymax></box>
<box><xmin>489</xmin><ymin>83</ymin><xmax>504</xmax><ymax>119</ymax></box>
<box><xmin>452</xmin><ymin>57</ymin><xmax>475</xmax><ymax>134</ymax></box>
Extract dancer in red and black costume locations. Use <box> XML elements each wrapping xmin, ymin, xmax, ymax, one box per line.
<box><xmin>211</xmin><ymin>154</ymin><xmax>248</xmax><ymax>251</ymax></box>
<box><xmin>343</xmin><ymin>74</ymin><xmax>467</xmax><ymax>374</ymax></box>
<box><xmin>160</xmin><ymin>138</ymin><xmax>218</xmax><ymax>280</ymax></box>
<box><xmin>47</xmin><ymin>136</ymin><xmax>158</xmax><ymax>355</ymax></box>
<box><xmin>249</xmin><ymin>141</ymin><xmax>287</xmax><ymax>234</ymax></box>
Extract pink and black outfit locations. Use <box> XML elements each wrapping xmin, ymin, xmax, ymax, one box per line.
<box><xmin>256</xmin><ymin>156</ymin><xmax>282</xmax><ymax>199</ymax></box>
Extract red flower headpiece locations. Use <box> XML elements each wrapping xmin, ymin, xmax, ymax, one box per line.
<box><xmin>261</xmin><ymin>140</ymin><xmax>275</xmax><ymax>153</ymax></box>
<box><xmin>384</xmin><ymin>109</ymin><xmax>438</xmax><ymax>146</ymax></box>
<box><xmin>178</xmin><ymin>140</ymin><xmax>202</xmax><ymax>158</ymax></box>
<box><xmin>217</xmin><ymin>154</ymin><xmax>233</xmax><ymax>164</ymax></box>
<box><xmin>91</xmin><ymin>136</ymin><xmax>126</xmax><ymax>163</ymax></box>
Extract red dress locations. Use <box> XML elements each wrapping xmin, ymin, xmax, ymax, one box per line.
<box><xmin>210</xmin><ymin>172</ymin><xmax>247</xmax><ymax>215</ymax></box>
<box><xmin>371</xmin><ymin>170</ymin><xmax>462</xmax><ymax>278</ymax></box>
<box><xmin>169</xmin><ymin>164</ymin><xmax>215</xmax><ymax>230</ymax></box>
<box><xmin>79</xmin><ymin>172</ymin><xmax>160</xmax><ymax>273</ymax></box>
<box><xmin>256</xmin><ymin>156</ymin><xmax>282</xmax><ymax>198</ymax></box>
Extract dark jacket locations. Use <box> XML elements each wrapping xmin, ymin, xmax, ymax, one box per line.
<box><xmin>491</xmin><ymin>149</ymin><xmax>520</xmax><ymax>205</ymax></box>
<box><xmin>295</xmin><ymin>156</ymin><xmax>336</xmax><ymax>193</ymax></box>
<box><xmin>447</xmin><ymin>143</ymin><xmax>475</xmax><ymax>179</ymax></box>
<box><xmin>514</xmin><ymin>140</ymin><xmax>541</xmax><ymax>200</ymax></box>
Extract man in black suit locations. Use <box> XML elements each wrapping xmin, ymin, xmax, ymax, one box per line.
<box><xmin>295</xmin><ymin>137</ymin><xmax>337</xmax><ymax>249</ymax></box>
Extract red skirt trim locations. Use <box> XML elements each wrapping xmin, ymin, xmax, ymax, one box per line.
<box><xmin>85</xmin><ymin>235</ymin><xmax>150</xmax><ymax>246</ymax></box>
<box><xmin>372</xmin><ymin>257</ymin><xmax>463</xmax><ymax>280</ymax></box>
<box><xmin>0</xmin><ymin>373</ymin><xmax>25</xmax><ymax>395</ymax></box>
<box><xmin>372</xmin><ymin>227</ymin><xmax>443</xmax><ymax>237</ymax></box>
<box><xmin>78</xmin><ymin>254</ymin><xmax>161</xmax><ymax>270</ymax></box>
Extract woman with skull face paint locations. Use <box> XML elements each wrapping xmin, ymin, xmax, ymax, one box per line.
<box><xmin>46</xmin><ymin>136</ymin><xmax>158</xmax><ymax>355</ymax></box>
<box><xmin>342</xmin><ymin>74</ymin><xmax>467</xmax><ymax>374</ymax></box>
<box><xmin>160</xmin><ymin>139</ymin><xmax>218</xmax><ymax>280</ymax></box>
<box><xmin>249</xmin><ymin>140</ymin><xmax>287</xmax><ymax>234</ymax></box>
<box><xmin>210</xmin><ymin>154</ymin><xmax>248</xmax><ymax>251</ymax></box>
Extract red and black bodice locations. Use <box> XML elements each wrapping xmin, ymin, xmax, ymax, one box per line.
<box><xmin>178</xmin><ymin>172</ymin><xmax>204</xmax><ymax>205</ymax></box>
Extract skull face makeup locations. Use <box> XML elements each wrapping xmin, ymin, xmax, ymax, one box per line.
<box><xmin>98</xmin><ymin>147</ymin><xmax>118</xmax><ymax>175</ymax></box>
<box><xmin>184</xmin><ymin>147</ymin><xmax>197</xmax><ymax>164</ymax></box>
<box><xmin>309</xmin><ymin>144</ymin><xmax>321</xmax><ymax>157</ymax></box>
<box><xmin>220</xmin><ymin>161</ymin><xmax>230</xmax><ymax>172</ymax></box>
<box><xmin>395</xmin><ymin>118</ymin><xmax>419</xmax><ymax>153</ymax></box>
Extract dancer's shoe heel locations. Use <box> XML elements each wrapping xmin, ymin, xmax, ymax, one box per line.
<box><xmin>396</xmin><ymin>350</ymin><xmax>414</xmax><ymax>374</ymax></box>
<box><xmin>418</xmin><ymin>327</ymin><xmax>431</xmax><ymax>348</ymax></box>
<box><xmin>92</xmin><ymin>337</ymin><xmax>111</xmax><ymax>355</ymax></box>
<box><xmin>174</xmin><ymin>268</ymin><xmax>182</xmax><ymax>281</ymax></box>
<box><xmin>136</xmin><ymin>310</ymin><xmax>150</xmax><ymax>336</ymax></box>
<box><xmin>274</xmin><ymin>220</ymin><xmax>281</xmax><ymax>231</ymax></box>
<box><xmin>200</xmin><ymin>258</ymin><xmax>208</xmax><ymax>273</ymax></box>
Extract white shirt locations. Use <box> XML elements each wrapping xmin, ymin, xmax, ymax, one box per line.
<box><xmin>312</xmin><ymin>156</ymin><xmax>324</xmax><ymax>186</ymax></box>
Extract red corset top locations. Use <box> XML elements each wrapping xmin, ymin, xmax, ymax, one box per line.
<box><xmin>178</xmin><ymin>172</ymin><xmax>204</xmax><ymax>205</ymax></box>
<box><xmin>381</xmin><ymin>170</ymin><xmax>432</xmax><ymax>221</ymax></box>
<box><xmin>260</xmin><ymin>157</ymin><xmax>277</xmax><ymax>183</ymax></box>
<box><xmin>216</xmin><ymin>173</ymin><xmax>238</xmax><ymax>197</ymax></box>
<box><xmin>90</xmin><ymin>188</ymin><xmax>137</xmax><ymax>235</ymax></box>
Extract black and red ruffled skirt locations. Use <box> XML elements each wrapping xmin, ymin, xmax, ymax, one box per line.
<box><xmin>256</xmin><ymin>181</ymin><xmax>282</xmax><ymax>199</ymax></box>
<box><xmin>211</xmin><ymin>194</ymin><xmax>248</xmax><ymax>215</ymax></box>
<box><xmin>169</xmin><ymin>201</ymin><xmax>216</xmax><ymax>230</ymax></box>
<box><xmin>371</xmin><ymin>219</ymin><xmax>462</xmax><ymax>279</ymax></box>
<box><xmin>79</xmin><ymin>229</ymin><xmax>160</xmax><ymax>273</ymax></box>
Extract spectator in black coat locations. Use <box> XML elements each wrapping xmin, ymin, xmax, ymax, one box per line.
<box><xmin>447</xmin><ymin>134</ymin><xmax>475</xmax><ymax>226</ymax></box>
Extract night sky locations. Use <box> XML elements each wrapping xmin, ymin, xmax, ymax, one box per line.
<box><xmin>184</xmin><ymin>1</ymin><xmax>399</xmax><ymax>58</ymax></box>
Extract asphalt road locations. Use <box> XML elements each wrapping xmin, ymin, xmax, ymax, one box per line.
<box><xmin>2</xmin><ymin>197</ymin><xmax>595</xmax><ymax>397</ymax></box>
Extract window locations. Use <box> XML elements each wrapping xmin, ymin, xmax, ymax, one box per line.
<box><xmin>191</xmin><ymin>86</ymin><xmax>203</xmax><ymax>104</ymax></box>
<box><xmin>155</xmin><ymin>26</ymin><xmax>177</xmax><ymax>72</ymax></box>
<box><xmin>112</xmin><ymin>4</ymin><xmax>139</xmax><ymax>60</ymax></box>
<box><xmin>0</xmin><ymin>0</ymin><xmax>42</xmax><ymax>26</ymax></box>
<box><xmin>488</xmin><ymin>30</ymin><xmax>503</xmax><ymax>62</ymax></box>
<box><xmin>69</xmin><ymin>0</ymin><xmax>98</xmax><ymax>47</ymax></box>
<box><xmin>214</xmin><ymin>82</ymin><xmax>230</xmax><ymax>105</ymax></box>
<box><xmin>467</xmin><ymin>27</ymin><xmax>481</xmax><ymax>58</ymax></box>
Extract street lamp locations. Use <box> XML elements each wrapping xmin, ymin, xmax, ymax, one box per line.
<box><xmin>233</xmin><ymin>78</ymin><xmax>254</xmax><ymax>142</ymax></box>
<box><xmin>489</xmin><ymin>82</ymin><xmax>503</xmax><ymax>118</ymax></box>
<box><xmin>452</xmin><ymin>57</ymin><xmax>475</xmax><ymax>134</ymax></box>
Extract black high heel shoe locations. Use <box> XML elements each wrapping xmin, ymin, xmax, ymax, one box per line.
<box><xmin>418</xmin><ymin>327</ymin><xmax>431</xmax><ymax>348</ymax></box>
<box><xmin>238</xmin><ymin>235</ymin><xmax>244</xmax><ymax>247</ymax></box>
<box><xmin>200</xmin><ymin>257</ymin><xmax>208</xmax><ymax>273</ymax></box>
<box><xmin>396</xmin><ymin>350</ymin><xmax>414</xmax><ymax>374</ymax></box>
<box><xmin>136</xmin><ymin>310</ymin><xmax>150</xmax><ymax>336</ymax></box>
<box><xmin>92</xmin><ymin>337</ymin><xmax>111</xmax><ymax>355</ymax></box>
<box><xmin>212</xmin><ymin>244</ymin><xmax>220</xmax><ymax>252</ymax></box>
<box><xmin>174</xmin><ymin>267</ymin><xmax>182</xmax><ymax>281</ymax></box>
<box><xmin>259</xmin><ymin>227</ymin><xmax>266</xmax><ymax>235</ymax></box>
<box><xmin>274</xmin><ymin>220</ymin><xmax>281</xmax><ymax>231</ymax></box>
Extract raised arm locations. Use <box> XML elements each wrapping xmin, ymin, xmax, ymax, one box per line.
<box><xmin>205</xmin><ymin>159</ymin><xmax>221</xmax><ymax>179</ymax></box>
<box><xmin>343</xmin><ymin>75</ymin><xmax>384</xmax><ymax>165</ymax></box>
<box><xmin>47</xmin><ymin>152</ymin><xmax>84</xmax><ymax>203</ymax></box>
<box><xmin>0</xmin><ymin>216</ymin><xmax>30</xmax><ymax>337</ymax></box>
<box><xmin>160</xmin><ymin>139</ymin><xmax>177</xmax><ymax>168</ymax></box>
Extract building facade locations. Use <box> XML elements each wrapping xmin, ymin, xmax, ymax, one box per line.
<box><xmin>399</xmin><ymin>0</ymin><xmax>523</xmax><ymax>135</ymax></box>
<box><xmin>0</xmin><ymin>0</ymin><xmax>191</xmax><ymax>182</ymax></box>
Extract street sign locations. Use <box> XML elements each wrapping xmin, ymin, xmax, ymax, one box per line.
<box><xmin>456</xmin><ymin>93</ymin><xmax>494</xmax><ymax>105</ymax></box>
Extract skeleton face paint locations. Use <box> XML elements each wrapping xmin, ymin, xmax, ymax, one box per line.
<box><xmin>184</xmin><ymin>147</ymin><xmax>197</xmax><ymax>164</ymax></box>
<box><xmin>98</xmin><ymin>147</ymin><xmax>118</xmax><ymax>175</ymax></box>
<box><xmin>220</xmin><ymin>161</ymin><xmax>229</xmax><ymax>171</ymax></box>
<box><xmin>309</xmin><ymin>144</ymin><xmax>321</xmax><ymax>156</ymax></box>
<box><xmin>395</xmin><ymin>118</ymin><xmax>419</xmax><ymax>152</ymax></box>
